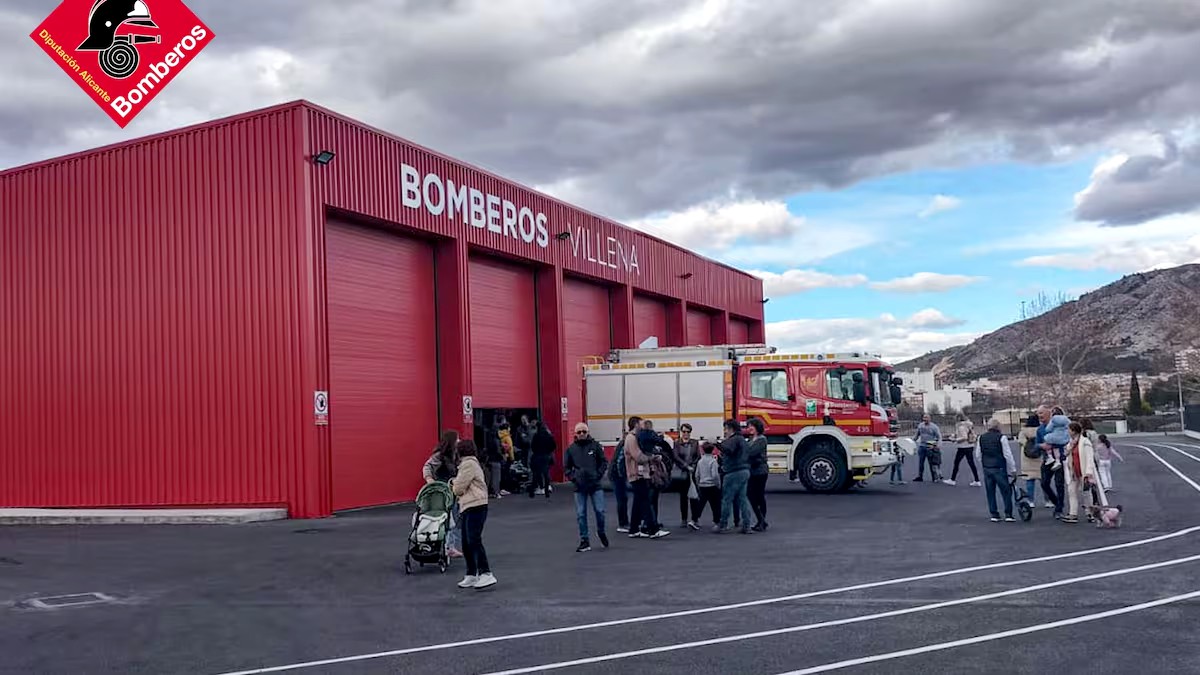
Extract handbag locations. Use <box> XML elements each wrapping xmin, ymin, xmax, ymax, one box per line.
<box><xmin>1023</xmin><ymin>439</ymin><xmax>1042</xmax><ymax>460</ymax></box>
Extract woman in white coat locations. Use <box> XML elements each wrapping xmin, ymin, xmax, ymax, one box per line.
<box><xmin>1062</xmin><ymin>421</ymin><xmax>1097</xmax><ymax>524</ymax></box>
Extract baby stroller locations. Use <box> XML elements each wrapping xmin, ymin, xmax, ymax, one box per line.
<box><xmin>1011</xmin><ymin>473</ymin><xmax>1034</xmax><ymax>522</ymax></box>
<box><xmin>507</xmin><ymin>460</ymin><xmax>532</xmax><ymax>495</ymax></box>
<box><xmin>405</xmin><ymin>481</ymin><xmax>455</xmax><ymax>575</ymax></box>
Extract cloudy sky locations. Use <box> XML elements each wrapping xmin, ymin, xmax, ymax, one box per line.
<box><xmin>7</xmin><ymin>0</ymin><xmax>1200</xmax><ymax>362</ymax></box>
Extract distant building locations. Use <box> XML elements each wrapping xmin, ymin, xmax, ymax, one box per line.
<box><xmin>1179</xmin><ymin>349</ymin><xmax>1200</xmax><ymax>374</ymax></box>
<box><xmin>897</xmin><ymin>369</ymin><xmax>972</xmax><ymax>413</ymax></box>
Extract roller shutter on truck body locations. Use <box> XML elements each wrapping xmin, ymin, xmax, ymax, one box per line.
<box><xmin>563</xmin><ymin>277</ymin><xmax>612</xmax><ymax>433</ymax></box>
<box><xmin>469</xmin><ymin>256</ymin><xmax>539</xmax><ymax>408</ymax></box>
<box><xmin>686</xmin><ymin>308</ymin><xmax>713</xmax><ymax>346</ymax></box>
<box><xmin>730</xmin><ymin>318</ymin><xmax>751</xmax><ymax>345</ymax></box>
<box><xmin>326</xmin><ymin>221</ymin><xmax>439</xmax><ymax>511</ymax></box>
<box><xmin>633</xmin><ymin>294</ymin><xmax>669</xmax><ymax>347</ymax></box>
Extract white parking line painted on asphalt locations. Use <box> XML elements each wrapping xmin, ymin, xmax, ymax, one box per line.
<box><xmin>1149</xmin><ymin>443</ymin><xmax>1200</xmax><ymax>464</ymax></box>
<box><xmin>772</xmin><ymin>588</ymin><xmax>1200</xmax><ymax>674</ymax></box>
<box><xmin>213</xmin><ymin>525</ymin><xmax>1200</xmax><ymax>675</ymax></box>
<box><xmin>479</xmin><ymin>554</ymin><xmax>1200</xmax><ymax>675</ymax></box>
<box><xmin>1129</xmin><ymin>445</ymin><xmax>1200</xmax><ymax>494</ymax></box>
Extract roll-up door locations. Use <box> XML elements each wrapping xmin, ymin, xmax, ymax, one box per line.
<box><xmin>730</xmin><ymin>317</ymin><xmax>751</xmax><ymax>345</ymax></box>
<box><xmin>686</xmin><ymin>308</ymin><xmax>713</xmax><ymax>346</ymax></box>
<box><xmin>469</xmin><ymin>256</ymin><xmax>539</xmax><ymax>408</ymax></box>
<box><xmin>326</xmin><ymin>221</ymin><xmax>438</xmax><ymax>511</ymax></box>
<box><xmin>563</xmin><ymin>277</ymin><xmax>612</xmax><ymax>431</ymax></box>
<box><xmin>633</xmin><ymin>294</ymin><xmax>669</xmax><ymax>347</ymax></box>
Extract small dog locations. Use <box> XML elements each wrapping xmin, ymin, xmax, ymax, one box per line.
<box><xmin>1087</xmin><ymin>504</ymin><xmax>1123</xmax><ymax>529</ymax></box>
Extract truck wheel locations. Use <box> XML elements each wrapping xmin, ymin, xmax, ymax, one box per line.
<box><xmin>796</xmin><ymin>442</ymin><xmax>848</xmax><ymax>494</ymax></box>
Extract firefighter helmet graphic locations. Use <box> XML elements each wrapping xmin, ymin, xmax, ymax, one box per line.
<box><xmin>76</xmin><ymin>0</ymin><xmax>162</xmax><ymax>79</ymax></box>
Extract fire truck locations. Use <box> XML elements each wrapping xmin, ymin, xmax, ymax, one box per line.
<box><xmin>582</xmin><ymin>344</ymin><xmax>909</xmax><ymax>493</ymax></box>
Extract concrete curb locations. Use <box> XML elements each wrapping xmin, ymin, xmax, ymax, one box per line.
<box><xmin>0</xmin><ymin>508</ymin><xmax>288</xmax><ymax>525</ymax></box>
<box><xmin>1186</xmin><ymin>430</ymin><xmax>1200</xmax><ymax>441</ymax></box>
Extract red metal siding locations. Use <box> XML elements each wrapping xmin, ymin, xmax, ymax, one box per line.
<box><xmin>326</xmin><ymin>221</ymin><xmax>438</xmax><ymax>510</ymax></box>
<box><xmin>562</xmin><ymin>277</ymin><xmax>612</xmax><ymax>431</ymax></box>
<box><xmin>0</xmin><ymin>106</ymin><xmax>312</xmax><ymax>512</ymax></box>
<box><xmin>686</xmin><ymin>308</ymin><xmax>713</xmax><ymax>346</ymax></box>
<box><xmin>730</xmin><ymin>318</ymin><xmax>751</xmax><ymax>345</ymax></box>
<box><xmin>633</xmin><ymin>294</ymin><xmax>669</xmax><ymax>347</ymax></box>
<box><xmin>303</xmin><ymin>103</ymin><xmax>763</xmax><ymax>322</ymax></box>
<box><xmin>469</xmin><ymin>256</ymin><xmax>539</xmax><ymax>408</ymax></box>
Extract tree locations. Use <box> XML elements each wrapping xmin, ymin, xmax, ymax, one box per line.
<box><xmin>1127</xmin><ymin>371</ymin><xmax>1144</xmax><ymax>416</ymax></box>
<box><xmin>928</xmin><ymin>403</ymin><xmax>942</xmax><ymax>416</ymax></box>
<box><xmin>1146</xmin><ymin>374</ymin><xmax>1200</xmax><ymax>408</ymax></box>
<box><xmin>1020</xmin><ymin>291</ymin><xmax>1073</xmax><ymax>320</ymax></box>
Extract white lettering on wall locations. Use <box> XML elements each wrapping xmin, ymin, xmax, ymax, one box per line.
<box><xmin>569</xmin><ymin>225</ymin><xmax>640</xmax><ymax>276</ymax></box>
<box><xmin>400</xmin><ymin>162</ymin><xmax>551</xmax><ymax>248</ymax></box>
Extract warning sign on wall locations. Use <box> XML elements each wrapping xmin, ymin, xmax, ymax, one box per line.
<box><xmin>314</xmin><ymin>391</ymin><xmax>329</xmax><ymax>426</ymax></box>
<box><xmin>462</xmin><ymin>395</ymin><xmax>473</xmax><ymax>424</ymax></box>
<box><xmin>561</xmin><ymin>396</ymin><xmax>569</xmax><ymax>421</ymax></box>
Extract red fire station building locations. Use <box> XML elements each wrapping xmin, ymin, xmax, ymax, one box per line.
<box><xmin>1</xmin><ymin>101</ymin><xmax>764</xmax><ymax>518</ymax></box>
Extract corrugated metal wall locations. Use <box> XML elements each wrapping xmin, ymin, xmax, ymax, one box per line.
<box><xmin>0</xmin><ymin>105</ymin><xmax>313</xmax><ymax>512</ymax></box>
<box><xmin>302</xmin><ymin>104</ymin><xmax>764</xmax><ymax>320</ymax></box>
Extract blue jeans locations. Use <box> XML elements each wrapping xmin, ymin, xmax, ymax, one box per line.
<box><xmin>447</xmin><ymin>502</ymin><xmax>462</xmax><ymax>550</ymax></box>
<box><xmin>719</xmin><ymin>469</ymin><xmax>753</xmax><ymax>530</ymax></box>
<box><xmin>612</xmin><ymin>477</ymin><xmax>629</xmax><ymax>528</ymax></box>
<box><xmin>1025</xmin><ymin>478</ymin><xmax>1038</xmax><ymax>505</ymax></box>
<box><xmin>890</xmin><ymin>456</ymin><xmax>904</xmax><ymax>481</ymax></box>
<box><xmin>984</xmin><ymin>468</ymin><xmax>1013</xmax><ymax>518</ymax></box>
<box><xmin>574</xmin><ymin>489</ymin><xmax>606</xmax><ymax>541</ymax></box>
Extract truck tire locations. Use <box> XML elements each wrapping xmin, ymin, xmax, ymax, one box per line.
<box><xmin>795</xmin><ymin>441</ymin><xmax>848</xmax><ymax>494</ymax></box>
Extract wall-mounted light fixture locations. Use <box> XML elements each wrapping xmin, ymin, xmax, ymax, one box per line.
<box><xmin>678</xmin><ymin>272</ymin><xmax>694</xmax><ymax>279</ymax></box>
<box><xmin>555</xmin><ymin>230</ymin><xmax>572</xmax><ymax>241</ymax></box>
<box><xmin>313</xmin><ymin>150</ymin><xmax>336</xmax><ymax>165</ymax></box>
<box><xmin>762</xmin><ymin>298</ymin><xmax>770</xmax><ymax>304</ymax></box>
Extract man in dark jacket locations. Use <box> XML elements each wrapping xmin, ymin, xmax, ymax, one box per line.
<box><xmin>565</xmin><ymin>422</ymin><xmax>610</xmax><ymax>552</ymax></box>
<box><xmin>717</xmin><ymin>419</ymin><xmax>754</xmax><ymax>534</ymax></box>
<box><xmin>974</xmin><ymin>418</ymin><xmax>1018</xmax><ymax>522</ymax></box>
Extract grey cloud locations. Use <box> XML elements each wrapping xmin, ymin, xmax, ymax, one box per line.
<box><xmin>5</xmin><ymin>1</ymin><xmax>1200</xmax><ymax>223</ymax></box>
<box><xmin>1074</xmin><ymin>136</ymin><xmax>1200</xmax><ymax>225</ymax></box>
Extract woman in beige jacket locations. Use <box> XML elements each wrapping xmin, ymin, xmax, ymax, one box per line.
<box><xmin>1017</xmin><ymin>415</ymin><xmax>1043</xmax><ymax>506</ymax></box>
<box><xmin>1062</xmin><ymin>422</ymin><xmax>1097</xmax><ymax>524</ymax></box>
<box><xmin>451</xmin><ymin>439</ymin><xmax>496</xmax><ymax>590</ymax></box>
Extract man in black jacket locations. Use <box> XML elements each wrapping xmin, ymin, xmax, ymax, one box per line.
<box><xmin>565</xmin><ymin>423</ymin><xmax>610</xmax><ymax>552</ymax></box>
<box><xmin>528</xmin><ymin>420</ymin><xmax>557</xmax><ymax>499</ymax></box>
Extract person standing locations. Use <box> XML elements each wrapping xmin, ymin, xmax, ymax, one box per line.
<box><xmin>746</xmin><ymin>418</ymin><xmax>770</xmax><ymax>531</ymax></box>
<box><xmin>638</xmin><ymin>420</ymin><xmax>671</xmax><ymax>530</ymax></box>
<box><xmin>1061</xmin><ymin>422</ymin><xmax>1097</xmax><ymax>524</ymax></box>
<box><xmin>912</xmin><ymin>414</ymin><xmax>942</xmax><ymax>482</ymax></box>
<box><xmin>973</xmin><ymin>419</ymin><xmax>1017</xmax><ymax>522</ymax></box>
<box><xmin>1094</xmin><ymin>434</ymin><xmax>1124</xmax><ymax>492</ymax></box>
<box><xmin>716</xmin><ymin>419</ymin><xmax>754</xmax><ymax>534</ymax></box>
<box><xmin>483</xmin><ymin>422</ymin><xmax>505</xmax><ymax>499</ymax></box>
<box><xmin>564</xmin><ymin>422</ymin><xmax>610</xmax><ymax>552</ymax></box>
<box><xmin>451</xmin><ymin>439</ymin><xmax>496</xmax><ymax>590</ymax></box>
<box><xmin>671</xmin><ymin>423</ymin><xmax>702</xmax><ymax>529</ymax></box>
<box><xmin>529</xmin><ymin>421</ymin><xmax>556</xmax><ymax>499</ymax></box>
<box><xmin>1017</xmin><ymin>414</ymin><xmax>1042</xmax><ymax>507</ymax></box>
<box><xmin>609</xmin><ymin>418</ymin><xmax>637</xmax><ymax>533</ymax></box>
<box><xmin>945</xmin><ymin>414</ymin><xmax>981</xmax><ymax>487</ymax></box>
<box><xmin>625</xmin><ymin>416</ymin><xmax>668</xmax><ymax>538</ymax></box>
<box><xmin>691</xmin><ymin>442</ymin><xmax>722</xmax><ymax>527</ymax></box>
<box><xmin>423</xmin><ymin>430</ymin><xmax>462</xmax><ymax>558</ymax></box>
<box><xmin>1039</xmin><ymin>406</ymin><xmax>1070</xmax><ymax>519</ymax></box>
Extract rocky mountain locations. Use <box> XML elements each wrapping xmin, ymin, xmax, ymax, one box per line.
<box><xmin>897</xmin><ymin>264</ymin><xmax>1200</xmax><ymax>380</ymax></box>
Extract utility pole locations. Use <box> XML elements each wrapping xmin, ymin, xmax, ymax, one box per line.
<box><xmin>1176</xmin><ymin>351</ymin><xmax>1187</xmax><ymax>433</ymax></box>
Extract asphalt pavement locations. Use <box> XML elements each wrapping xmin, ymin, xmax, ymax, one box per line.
<box><xmin>3</xmin><ymin>435</ymin><xmax>1200</xmax><ymax>675</ymax></box>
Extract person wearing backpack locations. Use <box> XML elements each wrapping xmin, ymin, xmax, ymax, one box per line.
<box><xmin>1018</xmin><ymin>414</ymin><xmax>1043</xmax><ymax>506</ymax></box>
<box><xmin>625</xmin><ymin>417</ymin><xmax>669</xmax><ymax>539</ymax></box>
<box><xmin>945</xmin><ymin>414</ymin><xmax>981</xmax><ymax>486</ymax></box>
<box><xmin>608</xmin><ymin>417</ymin><xmax>638</xmax><ymax>533</ymax></box>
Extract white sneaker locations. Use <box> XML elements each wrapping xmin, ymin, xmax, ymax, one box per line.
<box><xmin>943</xmin><ymin>479</ymin><xmax>956</xmax><ymax>486</ymax></box>
<box><xmin>969</xmin><ymin>481</ymin><xmax>982</xmax><ymax>487</ymax></box>
<box><xmin>535</xmin><ymin>488</ymin><xmax>545</xmax><ymax>496</ymax></box>
<box><xmin>1044</xmin><ymin>503</ymin><xmax>1054</xmax><ymax>509</ymax></box>
<box><xmin>473</xmin><ymin>573</ymin><xmax>497</xmax><ymax>590</ymax></box>
<box><xmin>458</xmin><ymin>575</ymin><xmax>479</xmax><ymax>589</ymax></box>
<box><xmin>616</xmin><ymin>527</ymin><xmax>630</xmax><ymax>533</ymax></box>
<box><xmin>650</xmin><ymin>529</ymin><xmax>671</xmax><ymax>539</ymax></box>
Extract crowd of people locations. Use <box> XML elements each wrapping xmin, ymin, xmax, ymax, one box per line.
<box><xmin>419</xmin><ymin>414</ymin><xmax>774</xmax><ymax>589</ymax></box>
<box><xmin>899</xmin><ymin>406</ymin><xmax>1124</xmax><ymax>524</ymax></box>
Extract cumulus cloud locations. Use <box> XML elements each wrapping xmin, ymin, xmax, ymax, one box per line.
<box><xmin>918</xmin><ymin>194</ymin><xmax>962</xmax><ymax>218</ymax></box>
<box><xmin>870</xmin><ymin>272</ymin><xmax>985</xmax><ymax>293</ymax></box>
<box><xmin>1073</xmin><ymin>135</ymin><xmax>1200</xmax><ymax>225</ymax></box>
<box><xmin>908</xmin><ymin>308</ymin><xmax>968</xmax><ymax>329</ymax></box>
<box><xmin>767</xmin><ymin>310</ymin><xmax>979</xmax><ymax>363</ymax></box>
<box><xmin>5</xmin><ymin>1</ymin><xmax>1200</xmax><ymax>224</ymax></box>
<box><xmin>750</xmin><ymin>269</ymin><xmax>869</xmax><ymax>297</ymax></box>
<box><xmin>630</xmin><ymin>199</ymin><xmax>804</xmax><ymax>251</ymax></box>
<box><xmin>1017</xmin><ymin>233</ymin><xmax>1200</xmax><ymax>273</ymax></box>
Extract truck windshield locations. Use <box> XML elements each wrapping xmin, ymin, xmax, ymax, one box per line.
<box><xmin>870</xmin><ymin>368</ymin><xmax>894</xmax><ymax>406</ymax></box>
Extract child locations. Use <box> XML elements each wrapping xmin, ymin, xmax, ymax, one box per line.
<box><xmin>451</xmin><ymin>439</ymin><xmax>496</xmax><ymax>590</ymax></box>
<box><xmin>691</xmin><ymin>442</ymin><xmax>722</xmax><ymax>527</ymax></box>
<box><xmin>889</xmin><ymin>452</ymin><xmax>905</xmax><ymax>485</ymax></box>
<box><xmin>1094</xmin><ymin>434</ymin><xmax>1124</xmax><ymax>492</ymax></box>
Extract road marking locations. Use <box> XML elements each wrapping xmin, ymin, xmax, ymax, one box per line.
<box><xmin>772</xmin><ymin>588</ymin><xmax>1200</xmax><ymax>674</ymax></box>
<box><xmin>213</xmin><ymin>524</ymin><xmax>1200</xmax><ymax>675</ymax></box>
<box><xmin>1128</xmin><ymin>445</ymin><xmax>1200</xmax><ymax>494</ymax></box>
<box><xmin>480</xmin><ymin>554</ymin><xmax>1200</xmax><ymax>675</ymax></box>
<box><xmin>1149</xmin><ymin>443</ymin><xmax>1200</xmax><ymax>464</ymax></box>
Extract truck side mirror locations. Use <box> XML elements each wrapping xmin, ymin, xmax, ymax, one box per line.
<box><xmin>853</xmin><ymin>381</ymin><xmax>867</xmax><ymax>405</ymax></box>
